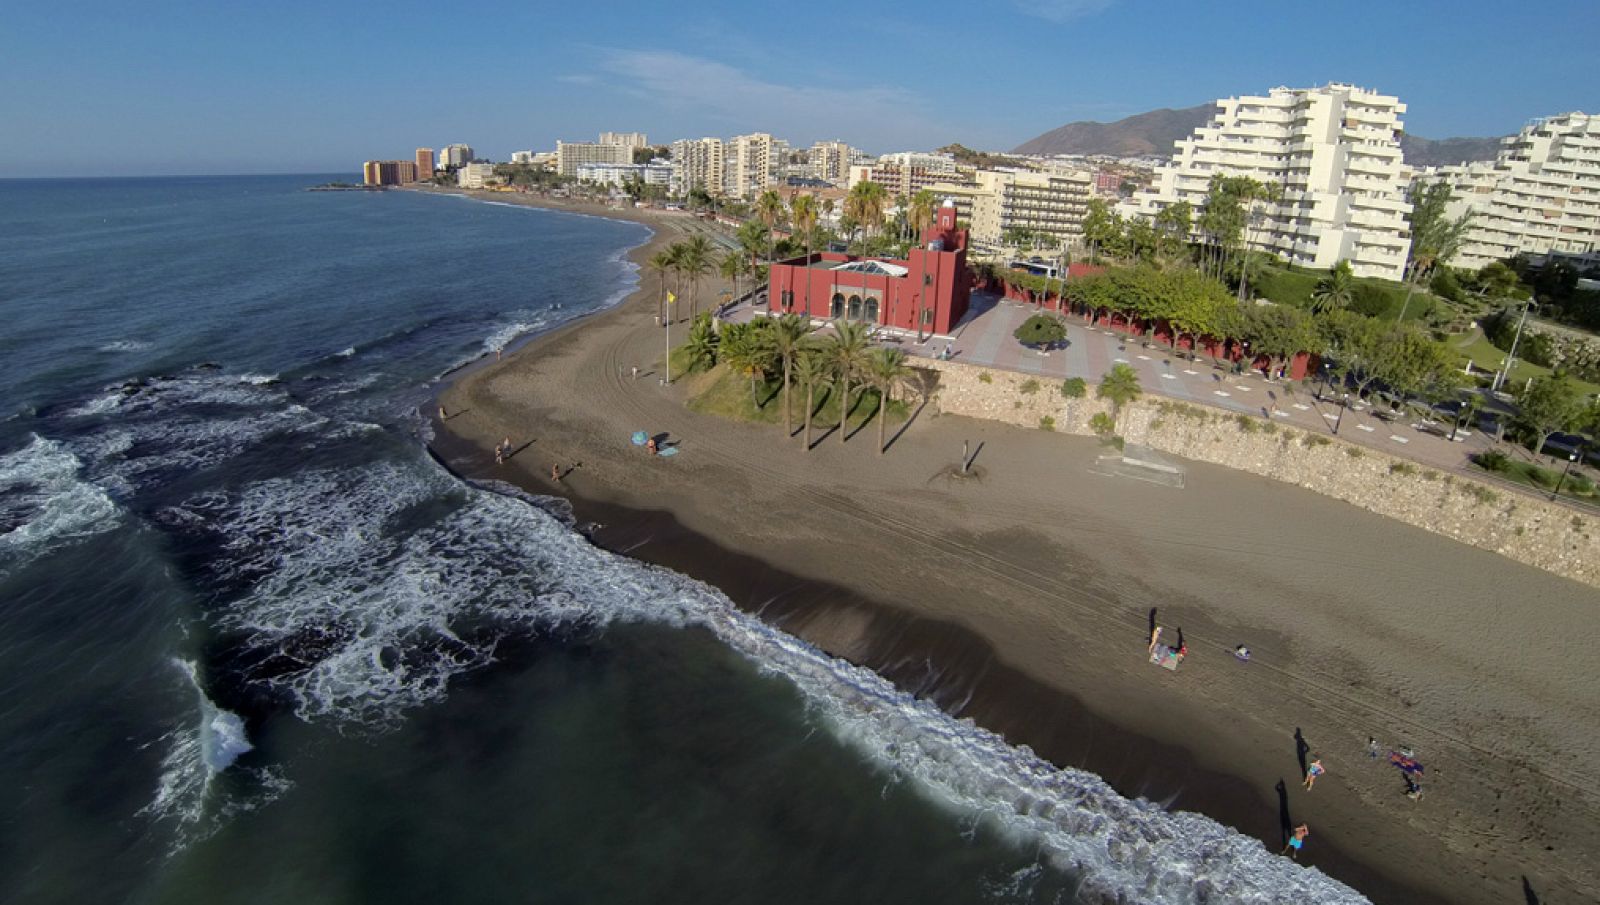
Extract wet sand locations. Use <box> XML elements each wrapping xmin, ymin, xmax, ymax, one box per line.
<box><xmin>426</xmin><ymin>189</ymin><xmax>1600</xmax><ymax>904</ymax></box>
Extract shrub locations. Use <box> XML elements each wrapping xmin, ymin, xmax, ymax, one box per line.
<box><xmin>978</xmin><ymin>371</ymin><xmax>992</xmax><ymax>384</ymax></box>
<box><xmin>1570</xmin><ymin>474</ymin><xmax>1595</xmax><ymax>495</ymax></box>
<box><xmin>1262</xmin><ymin>421</ymin><xmax>1278</xmax><ymax>435</ymax></box>
<box><xmin>1235</xmin><ymin>414</ymin><xmax>1259</xmax><ymax>433</ymax></box>
<box><xmin>1468</xmin><ymin>484</ymin><xmax>1499</xmax><ymax>505</ymax></box>
<box><xmin>1089</xmin><ymin>412</ymin><xmax>1116</xmax><ymax>437</ymax></box>
<box><xmin>1039</xmin><ymin>415</ymin><xmax>1056</xmax><ymax>432</ymax></box>
<box><xmin>1345</xmin><ymin>446</ymin><xmax>1364</xmax><ymax>458</ymax></box>
<box><xmin>1013</xmin><ymin>313</ymin><xmax>1068</xmax><ymax>347</ymax></box>
<box><xmin>1302</xmin><ymin>434</ymin><xmax>1331</xmax><ymax>448</ymax></box>
<box><xmin>1422</xmin><ymin>470</ymin><xmax>1439</xmax><ymax>481</ymax></box>
<box><xmin>1060</xmin><ymin>377</ymin><xmax>1087</xmax><ymax>399</ymax></box>
<box><xmin>1474</xmin><ymin>450</ymin><xmax>1511</xmax><ymax>472</ymax></box>
<box><xmin>1019</xmin><ymin>378</ymin><xmax>1040</xmax><ymax>395</ymax></box>
<box><xmin>1389</xmin><ymin>461</ymin><xmax>1416</xmax><ymax>476</ymax></box>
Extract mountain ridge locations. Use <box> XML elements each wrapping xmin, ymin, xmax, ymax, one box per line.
<box><xmin>1012</xmin><ymin>105</ymin><xmax>1505</xmax><ymax>168</ymax></box>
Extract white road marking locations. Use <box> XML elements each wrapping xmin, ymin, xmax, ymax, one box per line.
<box><xmin>1322</xmin><ymin>413</ymin><xmax>1339</xmax><ymax>421</ymax></box>
<box><xmin>1390</xmin><ymin>435</ymin><xmax>1409</xmax><ymax>444</ymax></box>
<box><xmin>1161</xmin><ymin>373</ymin><xmax>1177</xmax><ymax>379</ymax></box>
<box><xmin>1358</xmin><ymin>424</ymin><xmax>1376</xmax><ymax>432</ymax></box>
<box><xmin>1183</xmin><ymin>369</ymin><xmax>1199</xmax><ymax>375</ymax></box>
<box><xmin>1114</xmin><ymin>357</ymin><xmax>1129</xmax><ymax>363</ymax></box>
<box><xmin>1214</xmin><ymin>391</ymin><xmax>1231</xmax><ymax>397</ymax></box>
<box><xmin>1292</xmin><ymin>403</ymin><xmax>1311</xmax><ymax>410</ymax></box>
<box><xmin>1136</xmin><ymin>354</ymin><xmax>1151</xmax><ymax>360</ymax></box>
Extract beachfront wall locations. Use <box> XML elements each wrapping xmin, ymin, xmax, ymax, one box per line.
<box><xmin>767</xmin><ymin>204</ymin><xmax>971</xmax><ymax>336</ymax></box>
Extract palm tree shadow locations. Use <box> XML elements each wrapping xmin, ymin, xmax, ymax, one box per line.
<box><xmin>843</xmin><ymin>394</ymin><xmax>876</xmax><ymax>443</ymax></box>
<box><xmin>884</xmin><ymin>396</ymin><xmax>929</xmax><ymax>453</ymax></box>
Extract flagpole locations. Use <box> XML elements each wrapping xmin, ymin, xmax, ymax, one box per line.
<box><xmin>664</xmin><ymin>292</ymin><xmax>673</xmax><ymax>384</ymax></box>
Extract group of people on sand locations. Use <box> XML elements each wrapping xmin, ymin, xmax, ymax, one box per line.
<box><xmin>1141</xmin><ymin>616</ymin><xmax>1429</xmax><ymax>864</ymax></box>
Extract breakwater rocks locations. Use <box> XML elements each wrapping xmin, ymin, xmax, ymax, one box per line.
<box><xmin>925</xmin><ymin>358</ymin><xmax>1600</xmax><ymax>588</ymax></box>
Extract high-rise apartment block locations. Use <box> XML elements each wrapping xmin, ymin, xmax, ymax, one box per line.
<box><xmin>670</xmin><ymin>137</ymin><xmax>726</xmax><ymax>196</ymax></box>
<box><xmin>1423</xmin><ymin>112</ymin><xmax>1600</xmax><ymax>270</ymax></box>
<box><xmin>808</xmin><ymin>140</ymin><xmax>858</xmax><ymax>184</ymax></box>
<box><xmin>556</xmin><ymin>141</ymin><xmax>632</xmax><ymax>177</ymax></box>
<box><xmin>599</xmin><ymin>132</ymin><xmax>648</xmax><ymax>150</ymax></box>
<box><xmin>415</xmin><ymin>148</ymin><xmax>435</xmax><ymax>178</ymax></box>
<box><xmin>726</xmin><ymin>132</ymin><xmax>787</xmax><ymax>199</ymax></box>
<box><xmin>362</xmin><ymin>160</ymin><xmax>419</xmax><ymax>186</ymax></box>
<box><xmin>920</xmin><ymin>168</ymin><xmax>1093</xmax><ymax>251</ymax></box>
<box><xmin>1124</xmin><ymin>84</ymin><xmax>1413</xmax><ymax>280</ymax></box>
<box><xmin>441</xmin><ymin>144</ymin><xmax>474</xmax><ymax>168</ymax></box>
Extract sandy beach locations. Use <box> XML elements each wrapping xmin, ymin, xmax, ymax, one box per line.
<box><xmin>426</xmin><ymin>188</ymin><xmax>1600</xmax><ymax>904</ymax></box>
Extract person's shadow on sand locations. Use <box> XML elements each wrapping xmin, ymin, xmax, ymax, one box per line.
<box><xmin>1276</xmin><ymin>779</ymin><xmax>1293</xmax><ymax>847</ymax></box>
<box><xmin>1294</xmin><ymin>728</ymin><xmax>1310</xmax><ymax>778</ymax></box>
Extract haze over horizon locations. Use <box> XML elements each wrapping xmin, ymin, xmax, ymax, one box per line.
<box><xmin>4</xmin><ymin>0</ymin><xmax>1597</xmax><ymax>178</ymax></box>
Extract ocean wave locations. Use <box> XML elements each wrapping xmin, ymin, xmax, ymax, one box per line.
<box><xmin>0</xmin><ymin>434</ymin><xmax>119</xmax><ymax>572</ymax></box>
<box><xmin>149</xmin><ymin>434</ymin><xmax>1362</xmax><ymax>902</ymax></box>
<box><xmin>99</xmin><ymin>339</ymin><xmax>154</xmax><ymax>353</ymax></box>
<box><xmin>140</xmin><ymin>659</ymin><xmax>286</xmax><ymax>853</ymax></box>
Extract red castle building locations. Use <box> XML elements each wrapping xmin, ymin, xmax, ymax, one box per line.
<box><xmin>766</xmin><ymin>200</ymin><xmax>971</xmax><ymax>334</ymax></box>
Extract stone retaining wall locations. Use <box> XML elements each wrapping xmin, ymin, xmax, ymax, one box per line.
<box><xmin>924</xmin><ymin>358</ymin><xmax>1600</xmax><ymax>588</ymax></box>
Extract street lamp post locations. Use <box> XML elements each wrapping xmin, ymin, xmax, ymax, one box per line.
<box><xmin>1334</xmin><ymin>392</ymin><xmax>1349</xmax><ymax>435</ymax></box>
<box><xmin>1553</xmin><ymin>451</ymin><xmax>1580</xmax><ymax>500</ymax></box>
<box><xmin>1492</xmin><ymin>296</ymin><xmax>1533</xmax><ymax>393</ymax></box>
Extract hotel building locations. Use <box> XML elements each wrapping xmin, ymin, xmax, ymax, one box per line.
<box><xmin>456</xmin><ymin>162</ymin><xmax>497</xmax><ymax>189</ymax></box>
<box><xmin>362</xmin><ymin>160</ymin><xmax>418</xmax><ymax>186</ymax></box>
<box><xmin>847</xmin><ymin>151</ymin><xmax>959</xmax><ymax>199</ymax></box>
<box><xmin>555</xmin><ymin>141</ymin><xmax>632</xmax><ymax>177</ymax></box>
<box><xmin>766</xmin><ymin>200</ymin><xmax>971</xmax><ymax>335</ymax></box>
<box><xmin>1123</xmin><ymin>83</ymin><xmax>1414</xmax><ymax>280</ymax></box>
<box><xmin>440</xmin><ymin>144</ymin><xmax>474</xmax><ymax>168</ymax></box>
<box><xmin>726</xmin><ymin>132</ymin><xmax>788</xmax><ymax>199</ymax></box>
<box><xmin>1422</xmin><ymin>112</ymin><xmax>1600</xmax><ymax>270</ymax></box>
<box><xmin>576</xmin><ymin>162</ymin><xmax>673</xmax><ymax>188</ymax></box>
<box><xmin>416</xmin><ymin>148</ymin><xmax>435</xmax><ymax>178</ymax></box>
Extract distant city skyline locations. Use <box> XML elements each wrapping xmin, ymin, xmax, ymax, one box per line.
<box><xmin>4</xmin><ymin>0</ymin><xmax>1598</xmax><ymax>177</ymax></box>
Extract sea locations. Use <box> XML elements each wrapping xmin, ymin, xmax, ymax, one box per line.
<box><xmin>0</xmin><ymin>175</ymin><xmax>1366</xmax><ymax>904</ymax></box>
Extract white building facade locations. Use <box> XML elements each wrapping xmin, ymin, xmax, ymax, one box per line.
<box><xmin>441</xmin><ymin>144</ymin><xmax>475</xmax><ymax>168</ymax></box>
<box><xmin>808</xmin><ymin>140</ymin><xmax>859</xmax><ymax>185</ymax></box>
<box><xmin>456</xmin><ymin>162</ymin><xmax>497</xmax><ymax>189</ymax></box>
<box><xmin>555</xmin><ymin>141</ymin><xmax>631</xmax><ymax>177</ymax></box>
<box><xmin>1123</xmin><ymin>84</ymin><xmax>1414</xmax><ymax>280</ymax></box>
<box><xmin>575</xmin><ymin>162</ymin><xmax>673</xmax><ymax>188</ymax></box>
<box><xmin>599</xmin><ymin>131</ymin><xmax>648</xmax><ymax>150</ymax></box>
<box><xmin>725</xmin><ymin>132</ymin><xmax>788</xmax><ymax>199</ymax></box>
<box><xmin>670</xmin><ymin>137</ymin><xmax>726</xmax><ymax>196</ymax></box>
<box><xmin>1422</xmin><ymin>112</ymin><xmax>1600</xmax><ymax>270</ymax></box>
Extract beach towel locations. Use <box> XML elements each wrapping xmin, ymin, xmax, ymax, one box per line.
<box><xmin>630</xmin><ymin>431</ymin><xmax>648</xmax><ymax>446</ymax></box>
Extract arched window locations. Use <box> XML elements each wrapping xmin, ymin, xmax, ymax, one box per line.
<box><xmin>830</xmin><ymin>293</ymin><xmax>844</xmax><ymax>319</ymax></box>
<box><xmin>864</xmin><ymin>297</ymin><xmax>880</xmax><ymax>323</ymax></box>
<box><xmin>848</xmin><ymin>295</ymin><xmax>862</xmax><ymax>320</ymax></box>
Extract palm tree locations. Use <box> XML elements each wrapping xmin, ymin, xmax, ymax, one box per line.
<box><xmin>827</xmin><ymin>320</ymin><xmax>871</xmax><ymax>443</ymax></box>
<box><xmin>756</xmin><ymin>189</ymin><xmax>785</xmax><ymax>265</ymax></box>
<box><xmin>865</xmin><ymin>347</ymin><xmax>910</xmax><ymax>454</ymax></box>
<box><xmin>679</xmin><ymin>236</ymin><xmax>714</xmax><ymax>320</ymax></box>
<box><xmin>771</xmin><ymin>313</ymin><xmax>812</xmax><ymax>436</ymax></box>
<box><xmin>1310</xmin><ymin>261</ymin><xmax>1355</xmax><ymax>315</ymax></box>
<box><xmin>908</xmin><ymin>190</ymin><xmax>936</xmax><ymax>240</ymax></box>
<box><xmin>845</xmin><ymin>181</ymin><xmax>888</xmax><ymax>253</ymax></box>
<box><xmin>793</xmin><ymin>349</ymin><xmax>831</xmax><ymax>450</ymax></box>
<box><xmin>1231</xmin><ymin>251</ymin><xmax>1270</xmax><ymax>303</ymax></box>
<box><xmin>719</xmin><ymin>252</ymin><xmax>749</xmax><ymax>304</ymax></box>
<box><xmin>789</xmin><ymin>193</ymin><xmax>819</xmax><ymax>316</ymax></box>
<box><xmin>648</xmin><ymin>249</ymin><xmax>674</xmax><ymax>324</ymax></box>
<box><xmin>1096</xmin><ymin>363</ymin><xmax>1142</xmax><ymax>431</ymax></box>
<box><xmin>721</xmin><ymin>323</ymin><xmax>775</xmax><ymax>408</ymax></box>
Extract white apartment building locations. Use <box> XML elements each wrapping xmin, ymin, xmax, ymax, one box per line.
<box><xmin>1123</xmin><ymin>84</ymin><xmax>1414</xmax><ymax>280</ymax></box>
<box><xmin>923</xmin><ymin>168</ymin><xmax>1093</xmax><ymax>251</ymax></box>
<box><xmin>456</xmin><ymin>162</ymin><xmax>497</xmax><ymax>189</ymax></box>
<box><xmin>510</xmin><ymin>150</ymin><xmax>536</xmax><ymax>164</ymax></box>
<box><xmin>847</xmin><ymin>151</ymin><xmax>960</xmax><ymax>199</ymax></box>
<box><xmin>725</xmin><ymin>132</ymin><xmax>788</xmax><ymax>199</ymax></box>
<box><xmin>441</xmin><ymin>143</ymin><xmax>475</xmax><ymax>168</ymax></box>
<box><xmin>808</xmin><ymin>140</ymin><xmax>859</xmax><ymax>184</ymax></box>
<box><xmin>1422</xmin><ymin>112</ymin><xmax>1600</xmax><ymax>270</ymax></box>
<box><xmin>575</xmin><ymin>162</ymin><xmax>673</xmax><ymax>188</ymax></box>
<box><xmin>555</xmin><ymin>141</ymin><xmax>631</xmax><ymax>177</ymax></box>
<box><xmin>670</xmin><ymin>137</ymin><xmax>726</xmax><ymax>196</ymax></box>
<box><xmin>599</xmin><ymin>131</ymin><xmax>648</xmax><ymax>149</ymax></box>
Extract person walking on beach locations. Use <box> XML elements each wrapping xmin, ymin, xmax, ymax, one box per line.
<box><xmin>1281</xmin><ymin>824</ymin><xmax>1309</xmax><ymax>858</ymax></box>
<box><xmin>438</xmin><ymin>404</ymin><xmax>447</xmax><ymax>420</ymax></box>
<box><xmin>631</xmin><ymin>365</ymin><xmax>639</xmax><ymax>380</ymax></box>
<box><xmin>551</xmin><ymin>463</ymin><xmax>561</xmax><ymax>483</ymax></box>
<box><xmin>502</xmin><ymin>437</ymin><xmax>512</xmax><ymax>457</ymax></box>
<box><xmin>1303</xmin><ymin>757</ymin><xmax>1326</xmax><ymax>790</ymax></box>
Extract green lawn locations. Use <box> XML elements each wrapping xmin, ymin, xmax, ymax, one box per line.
<box><xmin>1449</xmin><ymin>330</ymin><xmax>1600</xmax><ymax>395</ymax></box>
<box><xmin>681</xmin><ymin>361</ymin><xmax>909</xmax><ymax>433</ymax></box>
<box><xmin>1472</xmin><ymin>454</ymin><xmax>1598</xmax><ymax>504</ymax></box>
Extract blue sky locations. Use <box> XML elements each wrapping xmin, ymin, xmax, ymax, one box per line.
<box><xmin>4</xmin><ymin>0</ymin><xmax>1597</xmax><ymax>177</ymax></box>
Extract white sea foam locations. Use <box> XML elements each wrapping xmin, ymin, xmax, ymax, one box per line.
<box><xmin>336</xmin><ymin>347</ymin><xmax>357</xmax><ymax>358</ymax></box>
<box><xmin>99</xmin><ymin>339</ymin><xmax>154</xmax><ymax>352</ymax></box>
<box><xmin>141</xmin><ymin>659</ymin><xmax>284</xmax><ymax>852</ymax></box>
<box><xmin>151</xmin><ymin>433</ymin><xmax>1364</xmax><ymax>902</ymax></box>
<box><xmin>0</xmin><ymin>435</ymin><xmax>118</xmax><ymax>570</ymax></box>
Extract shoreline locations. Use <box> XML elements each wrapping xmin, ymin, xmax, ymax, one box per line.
<box><xmin>425</xmin><ymin>187</ymin><xmax>1600</xmax><ymax>905</ymax></box>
